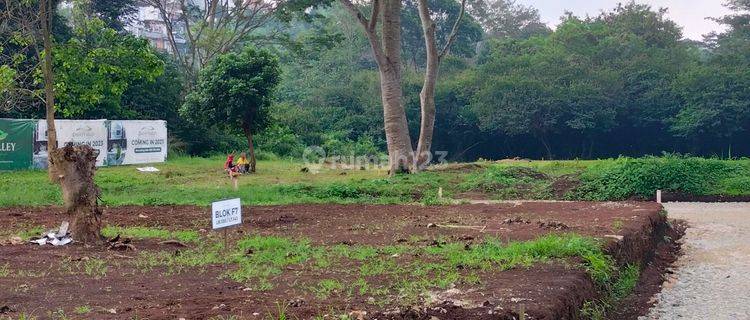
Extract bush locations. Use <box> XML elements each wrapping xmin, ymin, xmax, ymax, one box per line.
<box><xmin>571</xmin><ymin>156</ymin><xmax>749</xmax><ymax>200</ymax></box>
<box><xmin>255</xmin><ymin>125</ymin><xmax>306</xmax><ymax>158</ymax></box>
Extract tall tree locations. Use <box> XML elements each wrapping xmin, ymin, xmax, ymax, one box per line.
<box><xmin>340</xmin><ymin>0</ymin><xmax>468</xmax><ymax>172</ymax></box>
<box><xmin>140</xmin><ymin>0</ymin><xmax>321</xmax><ymax>83</ymax></box>
<box><xmin>467</xmin><ymin>0</ymin><xmax>549</xmax><ymax>39</ymax></box>
<box><xmin>182</xmin><ymin>46</ymin><xmax>281</xmax><ymax>172</ymax></box>
<box><xmin>340</xmin><ymin>0</ymin><xmax>415</xmax><ymax>173</ymax></box>
<box><xmin>413</xmin><ymin>0</ymin><xmax>469</xmax><ymax>168</ymax></box>
<box><xmin>89</xmin><ymin>0</ymin><xmax>138</xmax><ymax>30</ymax></box>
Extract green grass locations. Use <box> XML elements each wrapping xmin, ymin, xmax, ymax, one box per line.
<box><xmin>73</xmin><ymin>306</ymin><xmax>92</xmax><ymax>315</ymax></box>
<box><xmin>581</xmin><ymin>263</ymin><xmax>642</xmax><ymax>319</ymax></box>
<box><xmin>127</xmin><ymin>232</ymin><xmax>617</xmax><ymax>305</ymax></box>
<box><xmin>311</xmin><ymin>279</ymin><xmax>344</xmax><ymax>298</ymax></box>
<box><xmin>1</xmin><ymin>155</ymin><xmax>747</xmax><ymax>207</ymax></box>
<box><xmin>0</xmin><ymin>263</ymin><xmax>10</xmax><ymax>277</ymax></box>
<box><xmin>101</xmin><ymin>226</ymin><xmax>200</xmax><ymax>243</ymax></box>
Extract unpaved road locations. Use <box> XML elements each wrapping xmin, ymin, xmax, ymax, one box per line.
<box><xmin>642</xmin><ymin>202</ymin><xmax>750</xmax><ymax>320</ymax></box>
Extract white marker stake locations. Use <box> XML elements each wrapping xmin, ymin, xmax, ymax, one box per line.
<box><xmin>656</xmin><ymin>190</ymin><xmax>662</xmax><ymax>204</ymax></box>
<box><xmin>438</xmin><ymin>187</ymin><xmax>443</xmax><ymax>200</ymax></box>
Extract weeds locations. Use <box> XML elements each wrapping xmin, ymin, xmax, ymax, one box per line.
<box><xmin>83</xmin><ymin>258</ymin><xmax>108</xmax><ymax>278</ymax></box>
<box><xmin>0</xmin><ymin>263</ymin><xmax>10</xmax><ymax>277</ymax></box>
<box><xmin>74</xmin><ymin>306</ymin><xmax>92</xmax><ymax>314</ymax></box>
<box><xmin>580</xmin><ymin>263</ymin><xmax>641</xmax><ymax>319</ymax></box>
<box><xmin>312</xmin><ymin>279</ymin><xmax>343</xmax><ymax>299</ymax></box>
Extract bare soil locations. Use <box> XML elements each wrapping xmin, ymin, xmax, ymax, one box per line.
<box><xmin>0</xmin><ymin>202</ymin><xmax>668</xmax><ymax>320</ymax></box>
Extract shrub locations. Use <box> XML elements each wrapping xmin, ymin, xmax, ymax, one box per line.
<box><xmin>571</xmin><ymin>156</ymin><xmax>749</xmax><ymax>200</ymax></box>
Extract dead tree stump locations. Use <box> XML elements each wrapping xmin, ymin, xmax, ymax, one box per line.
<box><xmin>49</xmin><ymin>144</ymin><xmax>103</xmax><ymax>244</ymax></box>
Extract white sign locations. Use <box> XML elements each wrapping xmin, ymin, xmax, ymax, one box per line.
<box><xmin>108</xmin><ymin>120</ymin><xmax>168</xmax><ymax>166</ymax></box>
<box><xmin>34</xmin><ymin>120</ymin><xmax>109</xmax><ymax>168</ymax></box>
<box><xmin>212</xmin><ymin>198</ymin><xmax>242</xmax><ymax>229</ymax></box>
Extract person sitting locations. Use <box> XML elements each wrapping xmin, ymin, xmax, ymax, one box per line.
<box><xmin>224</xmin><ymin>153</ymin><xmax>239</xmax><ymax>177</ymax></box>
<box><xmin>236</xmin><ymin>152</ymin><xmax>250</xmax><ymax>173</ymax></box>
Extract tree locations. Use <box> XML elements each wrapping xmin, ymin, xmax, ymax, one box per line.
<box><xmin>400</xmin><ymin>0</ymin><xmax>483</xmax><ymax>69</ymax></box>
<box><xmin>339</xmin><ymin>0</ymin><xmax>468</xmax><ymax>173</ymax></box>
<box><xmin>671</xmin><ymin>0</ymin><xmax>750</xmax><ymax>147</ymax></box>
<box><xmin>89</xmin><ymin>0</ymin><xmax>138</xmax><ymax>31</ymax></box>
<box><xmin>467</xmin><ymin>0</ymin><xmax>549</xmax><ymax>39</ymax></box>
<box><xmin>140</xmin><ymin>0</ymin><xmax>322</xmax><ymax>83</ymax></box>
<box><xmin>1</xmin><ymin>0</ymin><xmax>59</xmax><ymax>151</ymax></box>
<box><xmin>182</xmin><ymin>46</ymin><xmax>281</xmax><ymax>172</ymax></box>
<box><xmin>2</xmin><ymin>0</ymin><xmax>104</xmax><ymax>243</ymax></box>
<box><xmin>54</xmin><ymin>18</ymin><xmax>164</xmax><ymax>118</ymax></box>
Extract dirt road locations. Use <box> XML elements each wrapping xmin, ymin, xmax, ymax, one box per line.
<box><xmin>642</xmin><ymin>202</ymin><xmax>750</xmax><ymax>320</ymax></box>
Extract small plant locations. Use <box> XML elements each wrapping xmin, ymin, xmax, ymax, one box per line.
<box><xmin>16</xmin><ymin>313</ymin><xmax>39</xmax><ymax>320</ymax></box>
<box><xmin>266</xmin><ymin>302</ymin><xmax>289</xmax><ymax>320</ymax></box>
<box><xmin>0</xmin><ymin>263</ymin><xmax>10</xmax><ymax>277</ymax></box>
<box><xmin>82</xmin><ymin>258</ymin><xmax>108</xmax><ymax>278</ymax></box>
<box><xmin>312</xmin><ymin>279</ymin><xmax>343</xmax><ymax>299</ymax></box>
<box><xmin>612</xmin><ymin>219</ymin><xmax>624</xmax><ymax>232</ymax></box>
<box><xmin>354</xmin><ymin>277</ymin><xmax>370</xmax><ymax>295</ymax></box>
<box><xmin>74</xmin><ymin>306</ymin><xmax>92</xmax><ymax>314</ymax></box>
<box><xmin>48</xmin><ymin>309</ymin><xmax>69</xmax><ymax>320</ymax></box>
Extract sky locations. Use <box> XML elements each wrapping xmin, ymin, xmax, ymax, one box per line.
<box><xmin>516</xmin><ymin>0</ymin><xmax>734</xmax><ymax>40</ymax></box>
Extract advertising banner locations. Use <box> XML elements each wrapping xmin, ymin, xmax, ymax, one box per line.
<box><xmin>108</xmin><ymin>120</ymin><xmax>167</xmax><ymax>165</ymax></box>
<box><xmin>0</xmin><ymin>119</ymin><xmax>35</xmax><ymax>170</ymax></box>
<box><xmin>35</xmin><ymin>120</ymin><xmax>108</xmax><ymax>168</ymax></box>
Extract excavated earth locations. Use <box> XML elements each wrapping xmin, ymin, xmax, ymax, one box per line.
<box><xmin>0</xmin><ymin>202</ymin><xmax>678</xmax><ymax>320</ymax></box>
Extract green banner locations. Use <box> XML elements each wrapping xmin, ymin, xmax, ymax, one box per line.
<box><xmin>0</xmin><ymin>119</ymin><xmax>35</xmax><ymax>170</ymax></box>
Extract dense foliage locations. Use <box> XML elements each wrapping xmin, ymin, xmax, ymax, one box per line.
<box><xmin>2</xmin><ymin>0</ymin><xmax>748</xmax><ymax>160</ymax></box>
<box><xmin>269</xmin><ymin>2</ymin><xmax>750</xmax><ymax>160</ymax></box>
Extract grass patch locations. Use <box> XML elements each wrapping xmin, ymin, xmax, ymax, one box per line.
<box><xmin>73</xmin><ymin>306</ymin><xmax>92</xmax><ymax>315</ymax></box>
<box><xmin>571</xmin><ymin>156</ymin><xmax>750</xmax><ymax>200</ymax></box>
<box><xmin>460</xmin><ymin>165</ymin><xmax>553</xmax><ymax>199</ymax></box>
<box><xmin>311</xmin><ymin>279</ymin><xmax>343</xmax><ymax>298</ymax></box>
<box><xmin>124</xmin><ymin>233</ymin><xmax>617</xmax><ymax>305</ymax></box>
<box><xmin>580</xmin><ymin>263</ymin><xmax>642</xmax><ymax>319</ymax></box>
<box><xmin>424</xmin><ymin>233</ymin><xmax>614</xmax><ymax>285</ymax></box>
<box><xmin>0</xmin><ymin>263</ymin><xmax>10</xmax><ymax>277</ymax></box>
<box><xmin>102</xmin><ymin>226</ymin><xmax>200</xmax><ymax>243</ymax></box>
<box><xmin>82</xmin><ymin>258</ymin><xmax>108</xmax><ymax>279</ymax></box>
<box><xmin>229</xmin><ymin>236</ymin><xmax>316</xmax><ymax>286</ymax></box>
<box><xmin>1</xmin><ymin>156</ymin><xmax>748</xmax><ymax>206</ymax></box>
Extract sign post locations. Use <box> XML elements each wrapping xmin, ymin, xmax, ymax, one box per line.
<box><xmin>212</xmin><ymin>198</ymin><xmax>242</xmax><ymax>249</ymax></box>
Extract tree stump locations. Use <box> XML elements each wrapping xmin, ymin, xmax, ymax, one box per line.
<box><xmin>49</xmin><ymin>144</ymin><xmax>103</xmax><ymax>244</ymax></box>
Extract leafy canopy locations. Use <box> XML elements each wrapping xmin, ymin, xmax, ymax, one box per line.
<box><xmin>182</xmin><ymin>46</ymin><xmax>281</xmax><ymax>134</ymax></box>
<box><xmin>54</xmin><ymin>18</ymin><xmax>164</xmax><ymax>117</ymax></box>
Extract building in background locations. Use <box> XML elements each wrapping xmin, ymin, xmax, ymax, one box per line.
<box><xmin>125</xmin><ymin>2</ymin><xmax>187</xmax><ymax>54</ymax></box>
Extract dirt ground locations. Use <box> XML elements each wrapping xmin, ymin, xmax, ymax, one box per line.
<box><xmin>0</xmin><ymin>202</ymin><xmax>667</xmax><ymax>320</ymax></box>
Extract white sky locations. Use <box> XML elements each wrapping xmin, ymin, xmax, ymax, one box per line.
<box><xmin>516</xmin><ymin>0</ymin><xmax>734</xmax><ymax>40</ymax></box>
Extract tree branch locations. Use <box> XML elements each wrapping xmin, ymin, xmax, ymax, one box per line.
<box><xmin>369</xmin><ymin>0</ymin><xmax>380</xmax><ymax>32</ymax></box>
<box><xmin>439</xmin><ymin>0</ymin><xmax>467</xmax><ymax>59</ymax></box>
<box><xmin>339</xmin><ymin>0</ymin><xmax>386</xmax><ymax>66</ymax></box>
<box><xmin>340</xmin><ymin>0</ymin><xmax>370</xmax><ymax>29</ymax></box>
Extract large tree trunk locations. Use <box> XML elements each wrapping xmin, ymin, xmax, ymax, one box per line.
<box><xmin>341</xmin><ymin>0</ymin><xmax>414</xmax><ymax>174</ymax></box>
<box><xmin>242</xmin><ymin>124</ymin><xmax>257</xmax><ymax>173</ymax></box>
<box><xmin>380</xmin><ymin>0</ymin><xmax>414</xmax><ymax>174</ymax></box>
<box><xmin>414</xmin><ymin>0</ymin><xmax>439</xmax><ymax>171</ymax></box>
<box><xmin>49</xmin><ymin>144</ymin><xmax>103</xmax><ymax>244</ymax></box>
<box><xmin>379</xmin><ymin>66</ymin><xmax>414</xmax><ymax>174</ymax></box>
